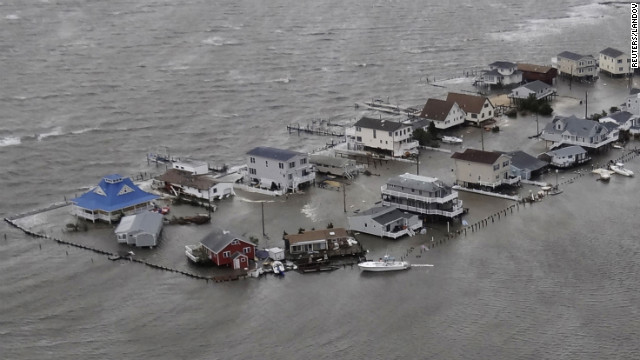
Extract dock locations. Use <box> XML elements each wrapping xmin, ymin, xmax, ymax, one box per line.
<box><xmin>287</xmin><ymin>123</ymin><xmax>345</xmax><ymax>137</ymax></box>
<box><xmin>357</xmin><ymin>99</ymin><xmax>419</xmax><ymax>117</ymax></box>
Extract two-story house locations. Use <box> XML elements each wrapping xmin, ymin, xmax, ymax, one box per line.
<box><xmin>445</xmin><ymin>93</ymin><xmax>495</xmax><ymax>126</ymax></box>
<box><xmin>599</xmin><ymin>47</ymin><xmax>631</xmax><ymax>77</ymax></box>
<box><xmin>345</xmin><ymin>117</ymin><xmax>418</xmax><ymax>157</ymax></box>
<box><xmin>451</xmin><ymin>149</ymin><xmax>520</xmax><ymax>189</ymax></box>
<box><xmin>599</xmin><ymin>111</ymin><xmax>640</xmax><ymax>135</ymax></box>
<box><xmin>418</xmin><ymin>98</ymin><xmax>465</xmax><ymax>129</ymax></box>
<box><xmin>540</xmin><ymin>115</ymin><xmax>618</xmax><ymax>150</ymax></box>
<box><xmin>477</xmin><ymin>61</ymin><xmax>523</xmax><ymax>86</ymax></box>
<box><xmin>381</xmin><ymin>173</ymin><xmax>464</xmax><ymax>219</ymax></box>
<box><xmin>556</xmin><ymin>51</ymin><xmax>597</xmax><ymax>79</ymax></box>
<box><xmin>625</xmin><ymin>88</ymin><xmax>640</xmax><ymax>115</ymax></box>
<box><xmin>245</xmin><ymin>146</ymin><xmax>315</xmax><ymax>192</ymax></box>
<box><xmin>517</xmin><ymin>63</ymin><xmax>558</xmax><ymax>85</ymax></box>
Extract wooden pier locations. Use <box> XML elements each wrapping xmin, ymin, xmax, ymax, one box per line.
<box><xmin>287</xmin><ymin>123</ymin><xmax>345</xmax><ymax>137</ymax></box>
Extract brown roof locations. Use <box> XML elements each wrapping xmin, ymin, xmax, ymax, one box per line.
<box><xmin>451</xmin><ymin>148</ymin><xmax>504</xmax><ymax>165</ymax></box>
<box><xmin>419</xmin><ymin>98</ymin><xmax>457</xmax><ymax>120</ymax></box>
<box><xmin>517</xmin><ymin>63</ymin><xmax>555</xmax><ymax>74</ymax></box>
<box><xmin>445</xmin><ymin>93</ymin><xmax>491</xmax><ymax>114</ymax></box>
<box><xmin>156</xmin><ymin>169</ymin><xmax>216</xmax><ymax>190</ymax></box>
<box><xmin>284</xmin><ymin>228</ymin><xmax>349</xmax><ymax>244</ymax></box>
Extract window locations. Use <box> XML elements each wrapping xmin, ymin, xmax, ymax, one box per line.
<box><xmin>503</xmin><ymin>161</ymin><xmax>509</xmax><ymax>167</ymax></box>
<box><xmin>356</xmin><ymin>136</ymin><xmax>362</xmax><ymax>142</ymax></box>
<box><xmin>223</xmin><ymin>251</ymin><xmax>230</xmax><ymax>258</ymax></box>
<box><xmin>493</xmin><ymin>164</ymin><xmax>500</xmax><ymax>171</ymax></box>
<box><xmin>289</xmin><ymin>162</ymin><xmax>295</xmax><ymax>168</ymax></box>
<box><xmin>484</xmin><ymin>103</ymin><xmax>488</xmax><ymax>108</ymax></box>
<box><xmin>300</xmin><ymin>158</ymin><xmax>307</xmax><ymax>165</ymax></box>
<box><xmin>213</xmin><ymin>188</ymin><xmax>217</xmax><ymax>193</ymax></box>
<box><xmin>618</xmin><ymin>59</ymin><xmax>622</xmax><ymax>64</ymax></box>
<box><xmin>619</xmin><ymin>67</ymin><xmax>623</xmax><ymax>71</ymax></box>
<box><xmin>356</xmin><ymin>127</ymin><xmax>361</xmax><ymax>132</ymax></box>
<box><xmin>249</xmin><ymin>168</ymin><xmax>256</xmax><ymax>175</ymax></box>
<box><xmin>231</xmin><ymin>240</ymin><xmax>239</xmax><ymax>245</ymax></box>
<box><xmin>472</xmin><ymin>114</ymin><xmax>477</xmax><ymax>119</ymax></box>
<box><xmin>250</xmin><ymin>157</ymin><xmax>255</xmax><ymax>163</ymax></box>
<box><xmin>265</xmin><ymin>161</ymin><xmax>268</xmax><ymax>167</ymax></box>
<box><xmin>373</xmin><ymin>129</ymin><xmax>377</xmax><ymax>139</ymax></box>
<box><xmin>279</xmin><ymin>162</ymin><xmax>284</xmax><ymax>169</ymax></box>
<box><xmin>243</xmin><ymin>247</ymin><xmax>251</xmax><ymax>254</ymax></box>
<box><xmin>240</xmin><ymin>257</ymin><xmax>246</xmax><ymax>262</ymax></box>
<box><xmin>288</xmin><ymin>174</ymin><xmax>292</xmax><ymax>180</ymax></box>
<box><xmin>388</xmin><ymin>131</ymin><xmax>392</xmax><ymax>136</ymax></box>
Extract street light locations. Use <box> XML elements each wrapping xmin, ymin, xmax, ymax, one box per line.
<box><xmin>555</xmin><ymin>169</ymin><xmax>559</xmax><ymax>189</ymax></box>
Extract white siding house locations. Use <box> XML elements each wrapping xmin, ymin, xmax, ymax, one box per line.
<box><xmin>509</xmin><ymin>80</ymin><xmax>556</xmax><ymax>102</ymax></box>
<box><xmin>451</xmin><ymin>149</ymin><xmax>520</xmax><ymax>189</ymax></box>
<box><xmin>418</xmin><ymin>99</ymin><xmax>465</xmax><ymax>129</ymax></box>
<box><xmin>171</xmin><ymin>159</ymin><xmax>209</xmax><ymax>175</ymax></box>
<box><xmin>348</xmin><ymin>206</ymin><xmax>422</xmax><ymax>239</ymax></box>
<box><xmin>246</xmin><ymin>147</ymin><xmax>315</xmax><ymax>192</ymax></box>
<box><xmin>625</xmin><ymin>88</ymin><xmax>640</xmax><ymax>115</ymax></box>
<box><xmin>114</xmin><ymin>211</ymin><xmax>164</xmax><ymax>247</ymax></box>
<box><xmin>599</xmin><ymin>47</ymin><xmax>631</xmax><ymax>77</ymax></box>
<box><xmin>345</xmin><ymin>117</ymin><xmax>418</xmax><ymax>157</ymax></box>
<box><xmin>540</xmin><ymin>115</ymin><xmax>618</xmax><ymax>150</ymax></box>
<box><xmin>445</xmin><ymin>93</ymin><xmax>495</xmax><ymax>126</ymax></box>
<box><xmin>477</xmin><ymin>61</ymin><xmax>523</xmax><ymax>86</ymax></box>
<box><xmin>156</xmin><ymin>169</ymin><xmax>235</xmax><ymax>200</ymax></box>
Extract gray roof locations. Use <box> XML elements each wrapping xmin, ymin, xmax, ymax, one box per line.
<box><xmin>600</xmin><ymin>47</ymin><xmax>625</xmax><ymax>58</ymax></box>
<box><xmin>386</xmin><ymin>173</ymin><xmax>452</xmax><ymax>196</ymax></box>
<box><xmin>200</xmin><ymin>227</ymin><xmax>250</xmax><ymax>254</ymax></box>
<box><xmin>543</xmin><ymin>115</ymin><xmax>609</xmax><ymax>138</ymax></box>
<box><xmin>372</xmin><ymin>207</ymin><xmax>415</xmax><ymax>226</ymax></box>
<box><xmin>630</xmin><ymin>88</ymin><xmax>640</xmax><ymax>95</ymax></box>
<box><xmin>309</xmin><ymin>154</ymin><xmax>355</xmax><ymax>167</ymax></box>
<box><xmin>521</xmin><ymin>80</ymin><xmax>552</xmax><ymax>92</ymax></box>
<box><xmin>489</xmin><ymin>61</ymin><xmax>516</xmax><ymax>68</ymax></box>
<box><xmin>353</xmin><ymin>117</ymin><xmax>406</xmax><ymax>131</ymax></box>
<box><xmin>482</xmin><ymin>69</ymin><xmax>503</xmax><ymax>77</ymax></box>
<box><xmin>115</xmin><ymin>211</ymin><xmax>163</xmax><ymax>235</ymax></box>
<box><xmin>498</xmin><ymin>151</ymin><xmax>547</xmax><ymax>172</ymax></box>
<box><xmin>546</xmin><ymin>145</ymin><xmax>587</xmax><ymax>157</ymax></box>
<box><xmin>558</xmin><ymin>51</ymin><xmax>593</xmax><ymax>61</ymax></box>
<box><xmin>605</xmin><ymin>111</ymin><xmax>634</xmax><ymax>126</ymax></box>
<box><xmin>247</xmin><ymin>146</ymin><xmax>303</xmax><ymax>161</ymax></box>
<box><xmin>410</xmin><ymin>118</ymin><xmax>431</xmax><ymax>131</ymax></box>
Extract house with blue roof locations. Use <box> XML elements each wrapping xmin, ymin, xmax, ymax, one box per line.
<box><xmin>245</xmin><ymin>146</ymin><xmax>315</xmax><ymax>193</ymax></box>
<box><xmin>71</xmin><ymin>174</ymin><xmax>158</xmax><ymax>223</ymax></box>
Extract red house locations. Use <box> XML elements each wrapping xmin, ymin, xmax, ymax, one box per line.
<box><xmin>517</xmin><ymin>63</ymin><xmax>558</xmax><ymax>86</ymax></box>
<box><xmin>199</xmin><ymin>228</ymin><xmax>255</xmax><ymax>269</ymax></box>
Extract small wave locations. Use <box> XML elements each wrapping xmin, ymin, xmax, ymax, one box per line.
<box><xmin>201</xmin><ymin>36</ymin><xmax>240</xmax><ymax>46</ymax></box>
<box><xmin>37</xmin><ymin>127</ymin><xmax>63</xmax><ymax>141</ymax></box>
<box><xmin>269</xmin><ymin>77</ymin><xmax>293</xmax><ymax>84</ymax></box>
<box><xmin>0</xmin><ymin>136</ymin><xmax>21</xmax><ymax>147</ymax></box>
<box><xmin>5</xmin><ymin>14</ymin><xmax>20</xmax><ymax>20</ymax></box>
<box><xmin>70</xmin><ymin>127</ymin><xmax>99</xmax><ymax>135</ymax></box>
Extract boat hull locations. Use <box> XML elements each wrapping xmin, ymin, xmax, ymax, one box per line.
<box><xmin>358</xmin><ymin>261</ymin><xmax>411</xmax><ymax>272</ymax></box>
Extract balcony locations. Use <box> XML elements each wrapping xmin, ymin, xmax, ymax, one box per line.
<box><xmin>381</xmin><ymin>185</ymin><xmax>459</xmax><ymax>204</ymax></box>
<box><xmin>381</xmin><ymin>199</ymin><xmax>464</xmax><ymax>218</ymax></box>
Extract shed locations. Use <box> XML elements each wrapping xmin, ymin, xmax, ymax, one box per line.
<box><xmin>267</xmin><ymin>247</ymin><xmax>285</xmax><ymax>261</ymax></box>
<box><xmin>114</xmin><ymin>211</ymin><xmax>164</xmax><ymax>247</ymax></box>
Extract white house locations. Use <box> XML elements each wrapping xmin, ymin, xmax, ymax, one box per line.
<box><xmin>451</xmin><ymin>149</ymin><xmax>521</xmax><ymax>189</ymax></box>
<box><xmin>381</xmin><ymin>173</ymin><xmax>464</xmax><ymax>219</ymax></box>
<box><xmin>348</xmin><ymin>206</ymin><xmax>422</xmax><ymax>239</ymax></box>
<box><xmin>171</xmin><ymin>159</ymin><xmax>209</xmax><ymax>175</ymax></box>
<box><xmin>284</xmin><ymin>228</ymin><xmax>353</xmax><ymax>255</ymax></box>
<box><xmin>246</xmin><ymin>146</ymin><xmax>315</xmax><ymax>192</ymax></box>
<box><xmin>541</xmin><ymin>146</ymin><xmax>590</xmax><ymax>168</ymax></box>
<box><xmin>540</xmin><ymin>115</ymin><xmax>618</xmax><ymax>150</ymax></box>
<box><xmin>345</xmin><ymin>117</ymin><xmax>418</xmax><ymax>157</ymax></box>
<box><xmin>477</xmin><ymin>61</ymin><xmax>523</xmax><ymax>86</ymax></box>
<box><xmin>599</xmin><ymin>47</ymin><xmax>631</xmax><ymax>77</ymax></box>
<box><xmin>600</xmin><ymin>111</ymin><xmax>640</xmax><ymax>135</ymax></box>
<box><xmin>309</xmin><ymin>154</ymin><xmax>360</xmax><ymax>178</ymax></box>
<box><xmin>156</xmin><ymin>169</ymin><xmax>235</xmax><ymax>200</ymax></box>
<box><xmin>556</xmin><ymin>51</ymin><xmax>597</xmax><ymax>79</ymax></box>
<box><xmin>625</xmin><ymin>88</ymin><xmax>640</xmax><ymax>115</ymax></box>
<box><xmin>418</xmin><ymin>99</ymin><xmax>465</xmax><ymax>129</ymax></box>
<box><xmin>445</xmin><ymin>93</ymin><xmax>495</xmax><ymax>126</ymax></box>
<box><xmin>509</xmin><ymin>80</ymin><xmax>556</xmax><ymax>102</ymax></box>
<box><xmin>114</xmin><ymin>211</ymin><xmax>164</xmax><ymax>247</ymax></box>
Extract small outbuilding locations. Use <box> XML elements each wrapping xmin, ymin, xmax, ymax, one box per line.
<box><xmin>348</xmin><ymin>206</ymin><xmax>422</xmax><ymax>239</ymax></box>
<box><xmin>114</xmin><ymin>211</ymin><xmax>164</xmax><ymax>247</ymax></box>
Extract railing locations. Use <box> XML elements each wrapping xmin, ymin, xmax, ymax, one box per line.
<box><xmin>477</xmin><ymin>175</ymin><xmax>521</xmax><ymax>188</ymax></box>
<box><xmin>381</xmin><ymin>200</ymin><xmax>464</xmax><ymax>217</ymax></box>
<box><xmin>381</xmin><ymin>185</ymin><xmax>459</xmax><ymax>204</ymax></box>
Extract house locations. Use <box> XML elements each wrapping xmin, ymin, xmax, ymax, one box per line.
<box><xmin>284</xmin><ymin>228</ymin><xmax>352</xmax><ymax>255</ymax></box>
<box><xmin>407</xmin><ymin>118</ymin><xmax>432</xmax><ymax>132</ymax></box>
<box><xmin>539</xmin><ymin>146</ymin><xmax>590</xmax><ymax>168</ymax></box>
<box><xmin>198</xmin><ymin>227</ymin><xmax>255</xmax><ymax>269</ymax></box>
<box><xmin>114</xmin><ymin>211</ymin><xmax>163</xmax><ymax>247</ymax></box>
<box><xmin>381</xmin><ymin>173</ymin><xmax>464</xmax><ymax>219</ymax></box>
<box><xmin>451</xmin><ymin>149</ymin><xmax>521</xmax><ymax>189</ymax></box>
<box><xmin>556</xmin><ymin>51</ymin><xmax>597</xmax><ymax>79</ymax></box>
<box><xmin>245</xmin><ymin>146</ymin><xmax>315</xmax><ymax>192</ymax></box>
<box><xmin>348</xmin><ymin>206</ymin><xmax>422</xmax><ymax>239</ymax></box>
<box><xmin>476</xmin><ymin>61</ymin><xmax>523</xmax><ymax>86</ymax></box>
<box><xmin>517</xmin><ymin>63</ymin><xmax>558</xmax><ymax>85</ymax></box>
<box><xmin>445</xmin><ymin>93</ymin><xmax>495</xmax><ymax>126</ymax></box>
<box><xmin>71</xmin><ymin>174</ymin><xmax>158</xmax><ymax>223</ymax></box>
<box><xmin>599</xmin><ymin>47</ymin><xmax>631</xmax><ymax>77</ymax></box>
<box><xmin>345</xmin><ymin>116</ymin><xmax>418</xmax><ymax>157</ymax></box>
<box><xmin>498</xmin><ymin>150</ymin><xmax>548</xmax><ymax>180</ymax></box>
<box><xmin>509</xmin><ymin>80</ymin><xmax>556</xmax><ymax>103</ymax></box>
<box><xmin>418</xmin><ymin>98</ymin><xmax>466</xmax><ymax>129</ymax></box>
<box><xmin>540</xmin><ymin>115</ymin><xmax>618</xmax><ymax>150</ymax></box>
<box><xmin>155</xmin><ymin>169</ymin><xmax>234</xmax><ymax>201</ymax></box>
<box><xmin>624</xmin><ymin>88</ymin><xmax>640</xmax><ymax>115</ymax></box>
<box><xmin>309</xmin><ymin>154</ymin><xmax>359</xmax><ymax>178</ymax></box>
<box><xmin>171</xmin><ymin>159</ymin><xmax>209</xmax><ymax>175</ymax></box>
<box><xmin>600</xmin><ymin>111</ymin><xmax>640</xmax><ymax>135</ymax></box>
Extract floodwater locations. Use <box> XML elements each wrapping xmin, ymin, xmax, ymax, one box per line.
<box><xmin>1</xmin><ymin>0</ymin><xmax>639</xmax><ymax>359</ymax></box>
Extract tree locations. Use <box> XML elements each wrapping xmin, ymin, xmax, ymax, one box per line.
<box><xmin>610</xmin><ymin>106</ymin><xmax>620</xmax><ymax>113</ymax></box>
<box><xmin>538</xmin><ymin>102</ymin><xmax>553</xmax><ymax>116</ymax></box>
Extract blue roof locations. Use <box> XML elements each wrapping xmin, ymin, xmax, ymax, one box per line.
<box><xmin>246</xmin><ymin>146</ymin><xmax>303</xmax><ymax>161</ymax></box>
<box><xmin>72</xmin><ymin>174</ymin><xmax>158</xmax><ymax>212</ymax></box>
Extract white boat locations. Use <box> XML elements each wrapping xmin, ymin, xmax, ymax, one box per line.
<box><xmin>612</xmin><ymin>144</ymin><xmax>623</xmax><ymax>149</ymax></box>
<box><xmin>441</xmin><ymin>136</ymin><xmax>463</xmax><ymax>144</ymax></box>
<box><xmin>610</xmin><ymin>162</ymin><xmax>634</xmax><ymax>177</ymax></box>
<box><xmin>272</xmin><ymin>260</ymin><xmax>285</xmax><ymax>275</ymax></box>
<box><xmin>358</xmin><ymin>254</ymin><xmax>410</xmax><ymax>272</ymax></box>
<box><xmin>599</xmin><ymin>172</ymin><xmax>611</xmax><ymax>181</ymax></box>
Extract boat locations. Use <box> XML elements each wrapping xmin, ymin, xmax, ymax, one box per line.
<box><xmin>358</xmin><ymin>254</ymin><xmax>410</xmax><ymax>272</ymax></box>
<box><xmin>272</xmin><ymin>260</ymin><xmax>285</xmax><ymax>275</ymax></box>
<box><xmin>599</xmin><ymin>172</ymin><xmax>611</xmax><ymax>181</ymax></box>
<box><xmin>610</xmin><ymin>162</ymin><xmax>634</xmax><ymax>177</ymax></box>
<box><xmin>441</xmin><ymin>136</ymin><xmax>463</xmax><ymax>144</ymax></box>
<box><xmin>549</xmin><ymin>186</ymin><xmax>563</xmax><ymax>195</ymax></box>
<box><xmin>612</xmin><ymin>144</ymin><xmax>623</xmax><ymax>149</ymax></box>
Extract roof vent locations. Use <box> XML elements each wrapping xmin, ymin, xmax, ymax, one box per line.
<box><xmin>329</xmin><ymin>231</ymin><xmax>335</xmax><ymax>236</ymax></box>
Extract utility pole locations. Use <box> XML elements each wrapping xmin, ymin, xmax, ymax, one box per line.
<box><xmin>261</xmin><ymin>202</ymin><xmax>266</xmax><ymax>236</ymax></box>
<box><xmin>416</xmin><ymin>147</ymin><xmax>420</xmax><ymax>175</ymax></box>
<box><xmin>585</xmin><ymin>91</ymin><xmax>588</xmax><ymax>119</ymax></box>
<box><xmin>481</xmin><ymin>123</ymin><xmax>485</xmax><ymax>151</ymax></box>
<box><xmin>342</xmin><ymin>183</ymin><xmax>346</xmax><ymax>213</ymax></box>
<box><xmin>536</xmin><ymin>112</ymin><xmax>539</xmax><ymax>136</ymax></box>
